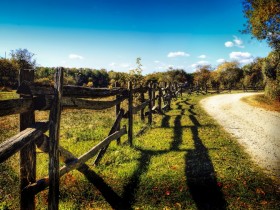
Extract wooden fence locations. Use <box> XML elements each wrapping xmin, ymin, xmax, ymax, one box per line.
<box><xmin>0</xmin><ymin>68</ymin><xmax>182</xmax><ymax>210</ymax></box>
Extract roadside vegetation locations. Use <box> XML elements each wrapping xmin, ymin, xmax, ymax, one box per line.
<box><xmin>241</xmin><ymin>93</ymin><xmax>280</xmax><ymax>113</ymax></box>
<box><xmin>1</xmin><ymin>91</ymin><xmax>279</xmax><ymax>209</ymax></box>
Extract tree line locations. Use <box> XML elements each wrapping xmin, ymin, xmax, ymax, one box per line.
<box><xmin>0</xmin><ymin>48</ymin><xmax>279</xmax><ymax>101</ymax></box>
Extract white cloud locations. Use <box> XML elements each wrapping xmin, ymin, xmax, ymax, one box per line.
<box><xmin>109</xmin><ymin>62</ymin><xmax>116</xmax><ymax>67</ymax></box>
<box><xmin>69</xmin><ymin>54</ymin><xmax>84</xmax><ymax>60</ymax></box>
<box><xmin>229</xmin><ymin>51</ymin><xmax>253</xmax><ymax>64</ymax></box>
<box><xmin>120</xmin><ymin>63</ymin><xmax>131</xmax><ymax>68</ymax></box>
<box><xmin>154</xmin><ymin>60</ymin><xmax>160</xmax><ymax>63</ymax></box>
<box><xmin>197</xmin><ymin>60</ymin><xmax>209</xmax><ymax>65</ymax></box>
<box><xmin>167</xmin><ymin>51</ymin><xmax>190</xmax><ymax>58</ymax></box>
<box><xmin>225</xmin><ymin>36</ymin><xmax>245</xmax><ymax>48</ymax></box>
<box><xmin>233</xmin><ymin>36</ymin><xmax>243</xmax><ymax>46</ymax></box>
<box><xmin>198</xmin><ymin>55</ymin><xmax>206</xmax><ymax>59</ymax></box>
<box><xmin>225</xmin><ymin>41</ymin><xmax>234</xmax><ymax>47</ymax></box>
<box><xmin>191</xmin><ymin>63</ymin><xmax>198</xmax><ymax>68</ymax></box>
<box><xmin>216</xmin><ymin>58</ymin><xmax>225</xmax><ymax>63</ymax></box>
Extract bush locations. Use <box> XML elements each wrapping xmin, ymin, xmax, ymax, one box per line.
<box><xmin>265</xmin><ymin>80</ymin><xmax>280</xmax><ymax>101</ymax></box>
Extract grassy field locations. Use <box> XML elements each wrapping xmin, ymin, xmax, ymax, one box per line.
<box><xmin>241</xmin><ymin>93</ymin><xmax>280</xmax><ymax>113</ymax></box>
<box><xmin>0</xmin><ymin>91</ymin><xmax>279</xmax><ymax>209</ymax></box>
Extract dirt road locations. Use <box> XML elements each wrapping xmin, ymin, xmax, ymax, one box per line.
<box><xmin>200</xmin><ymin>93</ymin><xmax>280</xmax><ymax>178</ymax></box>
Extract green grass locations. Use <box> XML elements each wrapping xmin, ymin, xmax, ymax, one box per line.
<box><xmin>0</xmin><ymin>92</ymin><xmax>279</xmax><ymax>209</ymax></box>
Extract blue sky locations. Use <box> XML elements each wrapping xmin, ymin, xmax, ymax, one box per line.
<box><xmin>0</xmin><ymin>0</ymin><xmax>271</xmax><ymax>74</ymax></box>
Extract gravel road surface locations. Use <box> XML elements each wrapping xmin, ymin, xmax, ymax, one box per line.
<box><xmin>200</xmin><ymin>93</ymin><xmax>280</xmax><ymax>178</ymax></box>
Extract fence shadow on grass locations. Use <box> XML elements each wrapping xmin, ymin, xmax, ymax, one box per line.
<box><xmin>82</xmin><ymin>166</ymin><xmax>131</xmax><ymax>210</ymax></box>
<box><xmin>118</xmin><ymin>100</ymin><xmax>226</xmax><ymax>209</ymax></box>
<box><xmin>161</xmin><ymin>114</ymin><xmax>171</xmax><ymax>128</ymax></box>
<box><xmin>170</xmin><ymin>104</ymin><xmax>185</xmax><ymax>151</ymax></box>
<box><xmin>185</xmin><ymin>104</ymin><xmax>227</xmax><ymax>210</ymax></box>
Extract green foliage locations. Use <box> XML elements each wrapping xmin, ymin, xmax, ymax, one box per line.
<box><xmin>145</xmin><ymin>69</ymin><xmax>193</xmax><ymax>86</ymax></box>
<box><xmin>0</xmin><ymin>58</ymin><xmax>19</xmax><ymax>88</ymax></box>
<box><xmin>128</xmin><ymin>57</ymin><xmax>144</xmax><ymax>86</ymax></box>
<box><xmin>262</xmin><ymin>51</ymin><xmax>280</xmax><ymax>100</ymax></box>
<box><xmin>242</xmin><ymin>0</ymin><xmax>280</xmax><ymax>50</ymax></box>
<box><xmin>108</xmin><ymin>71</ymin><xmax>129</xmax><ymax>87</ymax></box>
<box><xmin>218</xmin><ymin>62</ymin><xmax>243</xmax><ymax>89</ymax></box>
<box><xmin>194</xmin><ymin>65</ymin><xmax>212</xmax><ymax>90</ymax></box>
<box><xmin>10</xmin><ymin>48</ymin><xmax>36</xmax><ymax>69</ymax></box>
<box><xmin>242</xmin><ymin>58</ymin><xmax>264</xmax><ymax>87</ymax></box>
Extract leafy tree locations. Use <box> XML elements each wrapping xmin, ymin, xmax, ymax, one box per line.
<box><xmin>215</xmin><ymin>61</ymin><xmax>243</xmax><ymax>91</ymax></box>
<box><xmin>210</xmin><ymin>71</ymin><xmax>221</xmax><ymax>92</ymax></box>
<box><xmin>194</xmin><ymin>65</ymin><xmax>212</xmax><ymax>93</ymax></box>
<box><xmin>10</xmin><ymin>48</ymin><xmax>36</xmax><ymax>70</ymax></box>
<box><xmin>262</xmin><ymin>51</ymin><xmax>280</xmax><ymax>100</ymax></box>
<box><xmin>108</xmin><ymin>71</ymin><xmax>129</xmax><ymax>87</ymax></box>
<box><xmin>128</xmin><ymin>57</ymin><xmax>144</xmax><ymax>86</ymax></box>
<box><xmin>0</xmin><ymin>58</ymin><xmax>19</xmax><ymax>88</ymax></box>
<box><xmin>242</xmin><ymin>0</ymin><xmax>280</xmax><ymax>50</ymax></box>
<box><xmin>242</xmin><ymin>58</ymin><xmax>264</xmax><ymax>92</ymax></box>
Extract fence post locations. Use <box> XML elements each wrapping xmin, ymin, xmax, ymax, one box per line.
<box><xmin>140</xmin><ymin>84</ymin><xmax>145</xmax><ymax>121</ymax></box>
<box><xmin>128</xmin><ymin>81</ymin><xmax>133</xmax><ymax>146</ymax></box>
<box><xmin>148</xmin><ymin>82</ymin><xmax>152</xmax><ymax>125</ymax></box>
<box><xmin>152</xmin><ymin>83</ymin><xmax>156</xmax><ymax>107</ymax></box>
<box><xmin>164</xmin><ymin>82</ymin><xmax>167</xmax><ymax>96</ymax></box>
<box><xmin>158</xmin><ymin>86</ymin><xmax>162</xmax><ymax>113</ymax></box>
<box><xmin>180</xmin><ymin>84</ymin><xmax>183</xmax><ymax>97</ymax></box>
<box><xmin>48</xmin><ymin>68</ymin><xmax>64</xmax><ymax>210</ymax></box>
<box><xmin>115</xmin><ymin>82</ymin><xmax>121</xmax><ymax>145</ymax></box>
<box><xmin>19</xmin><ymin>68</ymin><xmax>36</xmax><ymax>210</ymax></box>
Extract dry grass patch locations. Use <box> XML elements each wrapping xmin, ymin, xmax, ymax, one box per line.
<box><xmin>241</xmin><ymin>93</ymin><xmax>280</xmax><ymax>112</ymax></box>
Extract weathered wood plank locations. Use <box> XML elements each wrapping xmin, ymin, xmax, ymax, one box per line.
<box><xmin>140</xmin><ymin>85</ymin><xmax>145</xmax><ymax>121</ymax></box>
<box><xmin>0</xmin><ymin>94</ymin><xmax>126</xmax><ymax>116</ymax></box>
<box><xmin>48</xmin><ymin>68</ymin><xmax>63</xmax><ymax>210</ymax></box>
<box><xmin>152</xmin><ymin>83</ymin><xmax>156</xmax><ymax>107</ymax></box>
<box><xmin>93</xmin><ymin>108</ymin><xmax>125</xmax><ymax>165</ymax></box>
<box><xmin>115</xmin><ymin>82</ymin><xmax>121</xmax><ymax>144</ymax></box>
<box><xmin>148</xmin><ymin>83</ymin><xmax>152</xmax><ymax>125</ymax></box>
<box><xmin>0</xmin><ymin>122</ymin><xmax>49</xmax><ymax>163</ymax></box>
<box><xmin>158</xmin><ymin>87</ymin><xmax>162</xmax><ymax>113</ymax></box>
<box><xmin>132</xmin><ymin>86</ymin><xmax>148</xmax><ymax>94</ymax></box>
<box><xmin>128</xmin><ymin>82</ymin><xmax>133</xmax><ymax>146</ymax></box>
<box><xmin>62</xmin><ymin>96</ymin><xmax>126</xmax><ymax>110</ymax></box>
<box><xmin>25</xmin><ymin>137</ymin><xmax>129</xmax><ymax>210</ymax></box>
<box><xmin>60</xmin><ymin>127</ymin><xmax>126</xmax><ymax>176</ymax></box>
<box><xmin>24</xmin><ymin>129</ymin><xmax>126</xmax><ymax>195</ymax></box>
<box><xmin>19</xmin><ymin>68</ymin><xmax>36</xmax><ymax>210</ymax></box>
<box><xmin>0</xmin><ymin>98</ymin><xmax>33</xmax><ymax>117</ymax></box>
<box><xmin>132</xmin><ymin>100</ymin><xmax>149</xmax><ymax>114</ymax></box>
<box><xmin>17</xmin><ymin>82</ymin><xmax>128</xmax><ymax>98</ymax></box>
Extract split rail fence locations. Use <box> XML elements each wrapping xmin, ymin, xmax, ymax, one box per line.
<box><xmin>0</xmin><ymin>68</ymin><xmax>182</xmax><ymax>210</ymax></box>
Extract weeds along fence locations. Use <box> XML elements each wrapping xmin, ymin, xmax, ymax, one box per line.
<box><xmin>0</xmin><ymin>68</ymin><xmax>182</xmax><ymax>210</ymax></box>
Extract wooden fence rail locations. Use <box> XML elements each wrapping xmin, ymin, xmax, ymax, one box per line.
<box><xmin>0</xmin><ymin>68</ymin><xmax>182</xmax><ymax>210</ymax></box>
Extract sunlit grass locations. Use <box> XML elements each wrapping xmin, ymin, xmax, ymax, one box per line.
<box><xmin>0</xmin><ymin>91</ymin><xmax>279</xmax><ymax>209</ymax></box>
<box><xmin>241</xmin><ymin>93</ymin><xmax>280</xmax><ymax>112</ymax></box>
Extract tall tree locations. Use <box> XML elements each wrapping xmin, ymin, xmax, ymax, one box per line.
<box><xmin>194</xmin><ymin>65</ymin><xmax>212</xmax><ymax>93</ymax></box>
<box><xmin>262</xmin><ymin>51</ymin><xmax>280</xmax><ymax>100</ymax></box>
<box><xmin>216</xmin><ymin>61</ymin><xmax>243</xmax><ymax>90</ymax></box>
<box><xmin>10</xmin><ymin>48</ymin><xmax>37</xmax><ymax>70</ymax></box>
<box><xmin>242</xmin><ymin>0</ymin><xmax>280</xmax><ymax>50</ymax></box>
<box><xmin>128</xmin><ymin>57</ymin><xmax>144</xmax><ymax>86</ymax></box>
<box><xmin>0</xmin><ymin>58</ymin><xmax>19</xmax><ymax>88</ymax></box>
